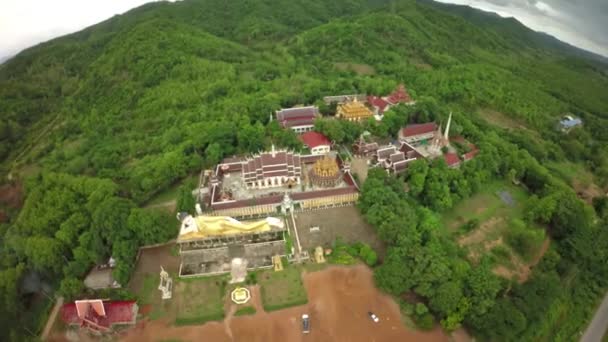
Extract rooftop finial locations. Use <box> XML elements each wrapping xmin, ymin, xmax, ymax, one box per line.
<box><xmin>271</xmin><ymin>144</ymin><xmax>276</xmax><ymax>158</ymax></box>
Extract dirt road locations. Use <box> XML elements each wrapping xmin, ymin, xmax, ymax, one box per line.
<box><xmin>581</xmin><ymin>292</ymin><xmax>608</xmax><ymax>342</ymax></box>
<box><xmin>121</xmin><ymin>265</ymin><xmax>448</xmax><ymax>342</ymax></box>
<box><xmin>40</xmin><ymin>297</ymin><xmax>63</xmax><ymax>341</ymax></box>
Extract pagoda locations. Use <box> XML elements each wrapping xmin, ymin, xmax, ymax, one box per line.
<box><xmin>309</xmin><ymin>155</ymin><xmax>341</xmax><ymax>188</ymax></box>
<box><xmin>336</xmin><ymin>98</ymin><xmax>373</xmax><ymax>122</ymax></box>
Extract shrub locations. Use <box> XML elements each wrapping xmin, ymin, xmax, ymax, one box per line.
<box><xmin>460</xmin><ymin>218</ymin><xmax>479</xmax><ymax>232</ymax></box>
<box><xmin>235</xmin><ymin>306</ymin><xmax>256</xmax><ymax>316</ymax></box>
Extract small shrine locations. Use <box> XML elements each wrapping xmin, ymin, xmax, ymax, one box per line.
<box><xmin>158</xmin><ymin>266</ymin><xmax>173</xmax><ymax>300</ymax></box>
<box><xmin>309</xmin><ymin>155</ymin><xmax>341</xmax><ymax>188</ymax></box>
<box><xmin>231</xmin><ymin>287</ymin><xmax>251</xmax><ymax>304</ymax></box>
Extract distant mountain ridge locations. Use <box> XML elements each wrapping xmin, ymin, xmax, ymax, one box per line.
<box><xmin>422</xmin><ymin>0</ymin><xmax>608</xmax><ymax>65</ymax></box>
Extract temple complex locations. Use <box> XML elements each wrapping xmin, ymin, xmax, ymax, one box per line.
<box><xmin>336</xmin><ymin>98</ymin><xmax>373</xmax><ymax>121</ymax></box>
<box><xmin>205</xmin><ymin>148</ymin><xmax>359</xmax><ymax>218</ymax></box>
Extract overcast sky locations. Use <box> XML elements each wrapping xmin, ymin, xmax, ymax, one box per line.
<box><xmin>0</xmin><ymin>0</ymin><xmax>607</xmax><ymax>59</ymax></box>
<box><xmin>436</xmin><ymin>0</ymin><xmax>608</xmax><ymax>57</ymax></box>
<box><xmin>0</xmin><ymin>0</ymin><xmax>175</xmax><ymax>58</ymax></box>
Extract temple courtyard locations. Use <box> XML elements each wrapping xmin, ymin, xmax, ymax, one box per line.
<box><xmin>291</xmin><ymin>206</ymin><xmax>384</xmax><ymax>254</ymax></box>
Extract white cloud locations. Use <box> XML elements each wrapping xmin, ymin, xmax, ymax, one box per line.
<box><xmin>0</xmin><ymin>0</ymin><xmax>178</xmax><ymax>57</ymax></box>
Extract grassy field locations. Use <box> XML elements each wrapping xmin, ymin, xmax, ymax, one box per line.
<box><xmin>442</xmin><ymin>180</ymin><xmax>547</xmax><ymax>282</ymax></box>
<box><xmin>173</xmin><ymin>275</ymin><xmax>227</xmax><ymax>325</ymax></box>
<box><xmin>137</xmin><ymin>273</ymin><xmax>228</xmax><ymax>325</ymax></box>
<box><xmin>259</xmin><ymin>264</ymin><xmax>308</xmax><ymax>312</ymax></box>
<box><xmin>145</xmin><ymin>174</ymin><xmax>196</xmax><ymax>207</ymax></box>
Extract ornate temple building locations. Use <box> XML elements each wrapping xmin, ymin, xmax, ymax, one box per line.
<box><xmin>309</xmin><ymin>155</ymin><xmax>341</xmax><ymax>187</ymax></box>
<box><xmin>275</xmin><ymin>106</ymin><xmax>319</xmax><ymax>134</ymax></box>
<box><xmin>336</xmin><ymin>98</ymin><xmax>373</xmax><ymax>122</ymax></box>
<box><xmin>353</xmin><ymin>136</ymin><xmax>379</xmax><ymax>157</ymax></box>
<box><xmin>240</xmin><ymin>146</ymin><xmax>302</xmax><ymax>189</ymax></box>
<box><xmin>374</xmin><ymin>143</ymin><xmax>422</xmax><ymax>174</ymax></box>
<box><xmin>398</xmin><ymin>122</ymin><xmax>439</xmax><ymax>144</ymax></box>
<box><xmin>205</xmin><ymin>148</ymin><xmax>360</xmax><ymax>218</ymax></box>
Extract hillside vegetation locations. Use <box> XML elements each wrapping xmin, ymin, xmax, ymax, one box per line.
<box><xmin>0</xmin><ymin>0</ymin><xmax>607</xmax><ymax>340</ymax></box>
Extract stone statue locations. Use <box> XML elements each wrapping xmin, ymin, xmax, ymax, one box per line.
<box><xmin>158</xmin><ymin>266</ymin><xmax>173</xmax><ymax>300</ymax></box>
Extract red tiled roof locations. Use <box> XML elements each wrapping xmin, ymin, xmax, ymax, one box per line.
<box><xmin>62</xmin><ymin>300</ymin><xmax>137</xmax><ymax>328</ymax></box>
<box><xmin>386</xmin><ymin>84</ymin><xmax>412</xmax><ymax>104</ymax></box>
<box><xmin>444</xmin><ymin>153</ymin><xmax>461</xmax><ymax>166</ymax></box>
<box><xmin>299</xmin><ymin>131</ymin><xmax>331</xmax><ymax>149</ymax></box>
<box><xmin>401</xmin><ymin>123</ymin><xmax>438</xmax><ymax>137</ymax></box>
<box><xmin>367</xmin><ymin>96</ymin><xmax>390</xmax><ymax>113</ymax></box>
<box><xmin>276</xmin><ymin>107</ymin><xmax>318</xmax><ymax>128</ymax></box>
<box><xmin>464</xmin><ymin>146</ymin><xmax>479</xmax><ymax>161</ymax></box>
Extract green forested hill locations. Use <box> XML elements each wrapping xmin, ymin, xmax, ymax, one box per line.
<box><xmin>0</xmin><ymin>0</ymin><xmax>607</xmax><ymax>340</ymax></box>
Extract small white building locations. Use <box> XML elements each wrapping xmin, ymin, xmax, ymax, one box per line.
<box><xmin>299</xmin><ymin>131</ymin><xmax>331</xmax><ymax>155</ymax></box>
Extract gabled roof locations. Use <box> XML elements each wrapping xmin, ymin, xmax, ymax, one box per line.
<box><xmin>444</xmin><ymin>153</ymin><xmax>461</xmax><ymax>167</ymax></box>
<box><xmin>386</xmin><ymin>84</ymin><xmax>412</xmax><ymax>104</ymax></box>
<box><xmin>62</xmin><ymin>300</ymin><xmax>137</xmax><ymax>329</ymax></box>
<box><xmin>367</xmin><ymin>96</ymin><xmax>390</xmax><ymax>113</ymax></box>
<box><xmin>401</xmin><ymin>123</ymin><xmax>438</xmax><ymax>137</ymax></box>
<box><xmin>299</xmin><ymin>131</ymin><xmax>331</xmax><ymax>149</ymax></box>
<box><xmin>276</xmin><ymin>106</ymin><xmax>318</xmax><ymax>128</ymax></box>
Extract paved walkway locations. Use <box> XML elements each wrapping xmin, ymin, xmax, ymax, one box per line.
<box><xmin>581</xmin><ymin>293</ymin><xmax>608</xmax><ymax>342</ymax></box>
<box><xmin>40</xmin><ymin>296</ymin><xmax>63</xmax><ymax>341</ymax></box>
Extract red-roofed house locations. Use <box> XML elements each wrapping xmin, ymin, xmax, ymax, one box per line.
<box><xmin>275</xmin><ymin>106</ymin><xmax>319</xmax><ymax>134</ymax></box>
<box><xmin>385</xmin><ymin>84</ymin><xmax>412</xmax><ymax>105</ymax></box>
<box><xmin>299</xmin><ymin>131</ymin><xmax>331</xmax><ymax>155</ymax></box>
<box><xmin>399</xmin><ymin>122</ymin><xmax>439</xmax><ymax>144</ymax></box>
<box><xmin>367</xmin><ymin>84</ymin><xmax>414</xmax><ymax>119</ymax></box>
<box><xmin>367</xmin><ymin>96</ymin><xmax>390</xmax><ymax>117</ymax></box>
<box><xmin>61</xmin><ymin>299</ymin><xmax>138</xmax><ymax>333</ymax></box>
<box><xmin>444</xmin><ymin>153</ymin><xmax>461</xmax><ymax>168</ymax></box>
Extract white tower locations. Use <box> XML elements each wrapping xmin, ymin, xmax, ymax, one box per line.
<box><xmin>444</xmin><ymin>112</ymin><xmax>452</xmax><ymax>140</ymax></box>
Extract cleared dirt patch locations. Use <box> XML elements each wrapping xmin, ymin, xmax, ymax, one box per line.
<box><xmin>458</xmin><ymin>217</ymin><xmax>503</xmax><ymax>247</ymax></box>
<box><xmin>0</xmin><ymin>182</ymin><xmax>23</xmax><ymax>208</ymax></box>
<box><xmin>120</xmin><ymin>265</ymin><xmax>449</xmax><ymax>342</ymax></box>
<box><xmin>478</xmin><ymin>108</ymin><xmax>530</xmax><ymax>131</ymax></box>
<box><xmin>351</xmin><ymin>157</ymin><xmax>369</xmax><ymax>184</ymax></box>
<box><xmin>334</xmin><ymin>62</ymin><xmax>376</xmax><ymax>75</ymax></box>
<box><xmin>293</xmin><ymin>206</ymin><xmax>384</xmax><ymax>255</ymax></box>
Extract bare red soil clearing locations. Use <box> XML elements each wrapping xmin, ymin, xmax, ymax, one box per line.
<box><xmin>121</xmin><ymin>265</ymin><xmax>449</xmax><ymax>342</ymax></box>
